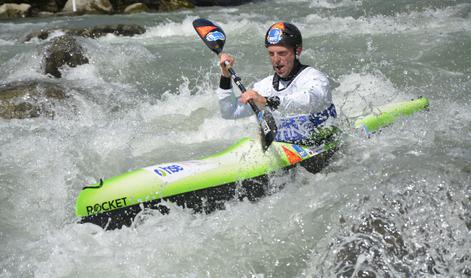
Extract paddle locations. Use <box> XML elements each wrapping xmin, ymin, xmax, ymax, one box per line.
<box><xmin>193</xmin><ymin>18</ymin><xmax>278</xmax><ymax>151</ymax></box>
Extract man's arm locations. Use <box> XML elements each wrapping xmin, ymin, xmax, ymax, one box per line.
<box><xmin>216</xmin><ymin>53</ymin><xmax>266</xmax><ymax>119</ymax></box>
<box><xmin>216</xmin><ymin>53</ymin><xmax>255</xmax><ymax>119</ymax></box>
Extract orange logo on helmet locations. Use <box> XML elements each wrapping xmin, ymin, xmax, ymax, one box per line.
<box><xmin>271</xmin><ymin>22</ymin><xmax>285</xmax><ymax>31</ymax></box>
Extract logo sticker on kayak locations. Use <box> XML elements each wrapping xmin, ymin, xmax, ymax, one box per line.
<box><xmin>282</xmin><ymin>146</ymin><xmax>302</xmax><ymax>164</ymax></box>
<box><xmin>307</xmin><ymin>145</ymin><xmax>325</xmax><ymax>156</ymax></box>
<box><xmin>292</xmin><ymin>145</ymin><xmax>308</xmax><ymax>158</ymax></box>
<box><xmin>86</xmin><ymin>197</ymin><xmax>128</xmax><ymax>215</ymax></box>
<box><xmin>146</xmin><ymin>161</ymin><xmax>217</xmax><ymax>183</ymax></box>
<box><xmin>154</xmin><ymin>164</ymin><xmax>184</xmax><ymax>177</ymax></box>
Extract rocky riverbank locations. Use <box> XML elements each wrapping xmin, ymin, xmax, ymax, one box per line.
<box><xmin>1</xmin><ymin>23</ymin><xmax>148</xmax><ymax>119</ymax></box>
<box><xmin>0</xmin><ymin>0</ymin><xmax>253</xmax><ymax>119</ymax></box>
<box><xmin>0</xmin><ymin>0</ymin><xmax>191</xmax><ymax>18</ymax></box>
<box><xmin>0</xmin><ymin>0</ymin><xmax>252</xmax><ymax>18</ymax></box>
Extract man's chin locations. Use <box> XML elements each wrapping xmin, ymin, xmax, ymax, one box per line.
<box><xmin>277</xmin><ymin>72</ymin><xmax>288</xmax><ymax>78</ymax></box>
<box><xmin>275</xmin><ymin>69</ymin><xmax>286</xmax><ymax>77</ymax></box>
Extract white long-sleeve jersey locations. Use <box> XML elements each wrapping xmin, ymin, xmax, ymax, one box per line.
<box><xmin>216</xmin><ymin>66</ymin><xmax>337</xmax><ymax>143</ymax></box>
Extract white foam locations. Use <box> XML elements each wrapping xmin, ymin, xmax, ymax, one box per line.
<box><xmin>0</xmin><ymin>38</ymin><xmax>14</xmax><ymax>46</ymax></box>
<box><xmin>333</xmin><ymin>72</ymin><xmax>410</xmax><ymax>119</ymax></box>
<box><xmin>140</xmin><ymin>16</ymin><xmax>198</xmax><ymax>39</ymax></box>
<box><xmin>1</xmin><ymin>52</ymin><xmax>45</xmax><ymax>82</ymax></box>
<box><xmin>300</xmin><ymin>4</ymin><xmax>471</xmax><ymax>37</ymax></box>
<box><xmin>139</xmin><ymin>15</ymin><xmax>263</xmax><ymax>42</ymax></box>
<box><xmin>128</xmin><ymin>74</ymin><xmax>255</xmax><ymax>158</ymax></box>
<box><xmin>307</xmin><ymin>0</ymin><xmax>360</xmax><ymax>9</ymax></box>
<box><xmin>61</xmin><ymin>63</ymin><xmax>103</xmax><ymax>84</ymax></box>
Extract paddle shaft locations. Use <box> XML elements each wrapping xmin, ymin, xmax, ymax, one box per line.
<box><xmin>223</xmin><ymin>61</ymin><xmax>262</xmax><ymax>115</ymax></box>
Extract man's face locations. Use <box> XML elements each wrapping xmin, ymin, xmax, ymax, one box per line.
<box><xmin>267</xmin><ymin>45</ymin><xmax>297</xmax><ymax>78</ymax></box>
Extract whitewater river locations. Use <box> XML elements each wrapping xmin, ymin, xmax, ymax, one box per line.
<box><xmin>1</xmin><ymin>0</ymin><xmax>470</xmax><ymax>276</ymax></box>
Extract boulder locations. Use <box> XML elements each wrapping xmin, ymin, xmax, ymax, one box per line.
<box><xmin>38</xmin><ymin>11</ymin><xmax>55</xmax><ymax>17</ymax></box>
<box><xmin>0</xmin><ymin>81</ymin><xmax>67</xmax><ymax>119</ymax></box>
<box><xmin>23</xmin><ymin>30</ymin><xmax>50</xmax><ymax>42</ymax></box>
<box><xmin>62</xmin><ymin>0</ymin><xmax>113</xmax><ymax>14</ymax></box>
<box><xmin>123</xmin><ymin>2</ymin><xmax>149</xmax><ymax>13</ymax></box>
<box><xmin>67</xmin><ymin>24</ymin><xmax>146</xmax><ymax>38</ymax></box>
<box><xmin>0</xmin><ymin>0</ymin><xmax>64</xmax><ymax>13</ymax></box>
<box><xmin>158</xmin><ymin>0</ymin><xmax>193</xmax><ymax>11</ymax></box>
<box><xmin>24</xmin><ymin>24</ymin><xmax>146</xmax><ymax>41</ymax></box>
<box><xmin>0</xmin><ymin>3</ymin><xmax>31</xmax><ymax>18</ymax></box>
<box><xmin>42</xmin><ymin>35</ymin><xmax>89</xmax><ymax>78</ymax></box>
<box><xmin>109</xmin><ymin>0</ymin><xmax>158</xmax><ymax>11</ymax></box>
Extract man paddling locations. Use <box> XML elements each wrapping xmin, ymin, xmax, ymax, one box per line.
<box><xmin>217</xmin><ymin>22</ymin><xmax>337</xmax><ymax>146</ymax></box>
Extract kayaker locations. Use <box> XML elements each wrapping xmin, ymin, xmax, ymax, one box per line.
<box><xmin>217</xmin><ymin>22</ymin><xmax>337</xmax><ymax>145</ymax></box>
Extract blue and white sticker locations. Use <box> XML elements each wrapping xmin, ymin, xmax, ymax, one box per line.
<box><xmin>153</xmin><ymin>164</ymin><xmax>184</xmax><ymax>177</ymax></box>
<box><xmin>257</xmin><ymin>111</ymin><xmax>271</xmax><ymax>134</ymax></box>
<box><xmin>146</xmin><ymin>161</ymin><xmax>217</xmax><ymax>183</ymax></box>
<box><xmin>267</xmin><ymin>28</ymin><xmax>282</xmax><ymax>44</ymax></box>
<box><xmin>307</xmin><ymin>145</ymin><xmax>325</xmax><ymax>156</ymax></box>
<box><xmin>206</xmin><ymin>31</ymin><xmax>225</xmax><ymax>41</ymax></box>
<box><xmin>257</xmin><ymin>110</ymin><xmax>264</xmax><ymax>121</ymax></box>
<box><xmin>292</xmin><ymin>145</ymin><xmax>308</xmax><ymax>158</ymax></box>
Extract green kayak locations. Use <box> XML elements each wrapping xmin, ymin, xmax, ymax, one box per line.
<box><xmin>76</xmin><ymin>97</ymin><xmax>429</xmax><ymax>229</ymax></box>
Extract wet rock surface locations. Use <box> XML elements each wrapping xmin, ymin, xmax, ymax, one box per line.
<box><xmin>0</xmin><ymin>3</ymin><xmax>31</xmax><ymax>18</ymax></box>
<box><xmin>0</xmin><ymin>0</ymin><xmax>66</xmax><ymax>14</ymax></box>
<box><xmin>0</xmin><ymin>81</ymin><xmax>67</xmax><ymax>119</ymax></box>
<box><xmin>0</xmin><ymin>0</ymin><xmax>243</xmax><ymax>18</ymax></box>
<box><xmin>123</xmin><ymin>2</ymin><xmax>149</xmax><ymax>13</ymax></box>
<box><xmin>62</xmin><ymin>0</ymin><xmax>113</xmax><ymax>14</ymax></box>
<box><xmin>158</xmin><ymin>0</ymin><xmax>193</xmax><ymax>12</ymax></box>
<box><xmin>314</xmin><ymin>181</ymin><xmax>471</xmax><ymax>277</ymax></box>
<box><xmin>24</xmin><ymin>24</ymin><xmax>146</xmax><ymax>41</ymax></box>
<box><xmin>42</xmin><ymin>35</ymin><xmax>89</xmax><ymax>78</ymax></box>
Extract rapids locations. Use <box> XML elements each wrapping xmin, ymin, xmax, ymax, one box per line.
<box><xmin>1</xmin><ymin>0</ymin><xmax>470</xmax><ymax>276</ymax></box>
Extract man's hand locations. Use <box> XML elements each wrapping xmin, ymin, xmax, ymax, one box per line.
<box><xmin>239</xmin><ymin>90</ymin><xmax>267</xmax><ymax>107</ymax></box>
<box><xmin>219</xmin><ymin>53</ymin><xmax>234</xmax><ymax>78</ymax></box>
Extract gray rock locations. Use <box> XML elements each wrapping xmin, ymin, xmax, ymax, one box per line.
<box><xmin>38</xmin><ymin>11</ymin><xmax>55</xmax><ymax>17</ymax></box>
<box><xmin>0</xmin><ymin>3</ymin><xmax>31</xmax><ymax>18</ymax></box>
<box><xmin>24</xmin><ymin>30</ymin><xmax>50</xmax><ymax>41</ymax></box>
<box><xmin>0</xmin><ymin>0</ymin><xmax>64</xmax><ymax>13</ymax></box>
<box><xmin>123</xmin><ymin>2</ymin><xmax>149</xmax><ymax>13</ymax></box>
<box><xmin>42</xmin><ymin>35</ymin><xmax>89</xmax><ymax>78</ymax></box>
<box><xmin>0</xmin><ymin>81</ymin><xmax>67</xmax><ymax>119</ymax></box>
<box><xmin>109</xmin><ymin>0</ymin><xmax>158</xmax><ymax>11</ymax></box>
<box><xmin>24</xmin><ymin>24</ymin><xmax>146</xmax><ymax>42</ymax></box>
<box><xmin>158</xmin><ymin>0</ymin><xmax>193</xmax><ymax>12</ymax></box>
<box><xmin>62</xmin><ymin>0</ymin><xmax>113</xmax><ymax>14</ymax></box>
<box><xmin>67</xmin><ymin>24</ymin><xmax>146</xmax><ymax>38</ymax></box>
